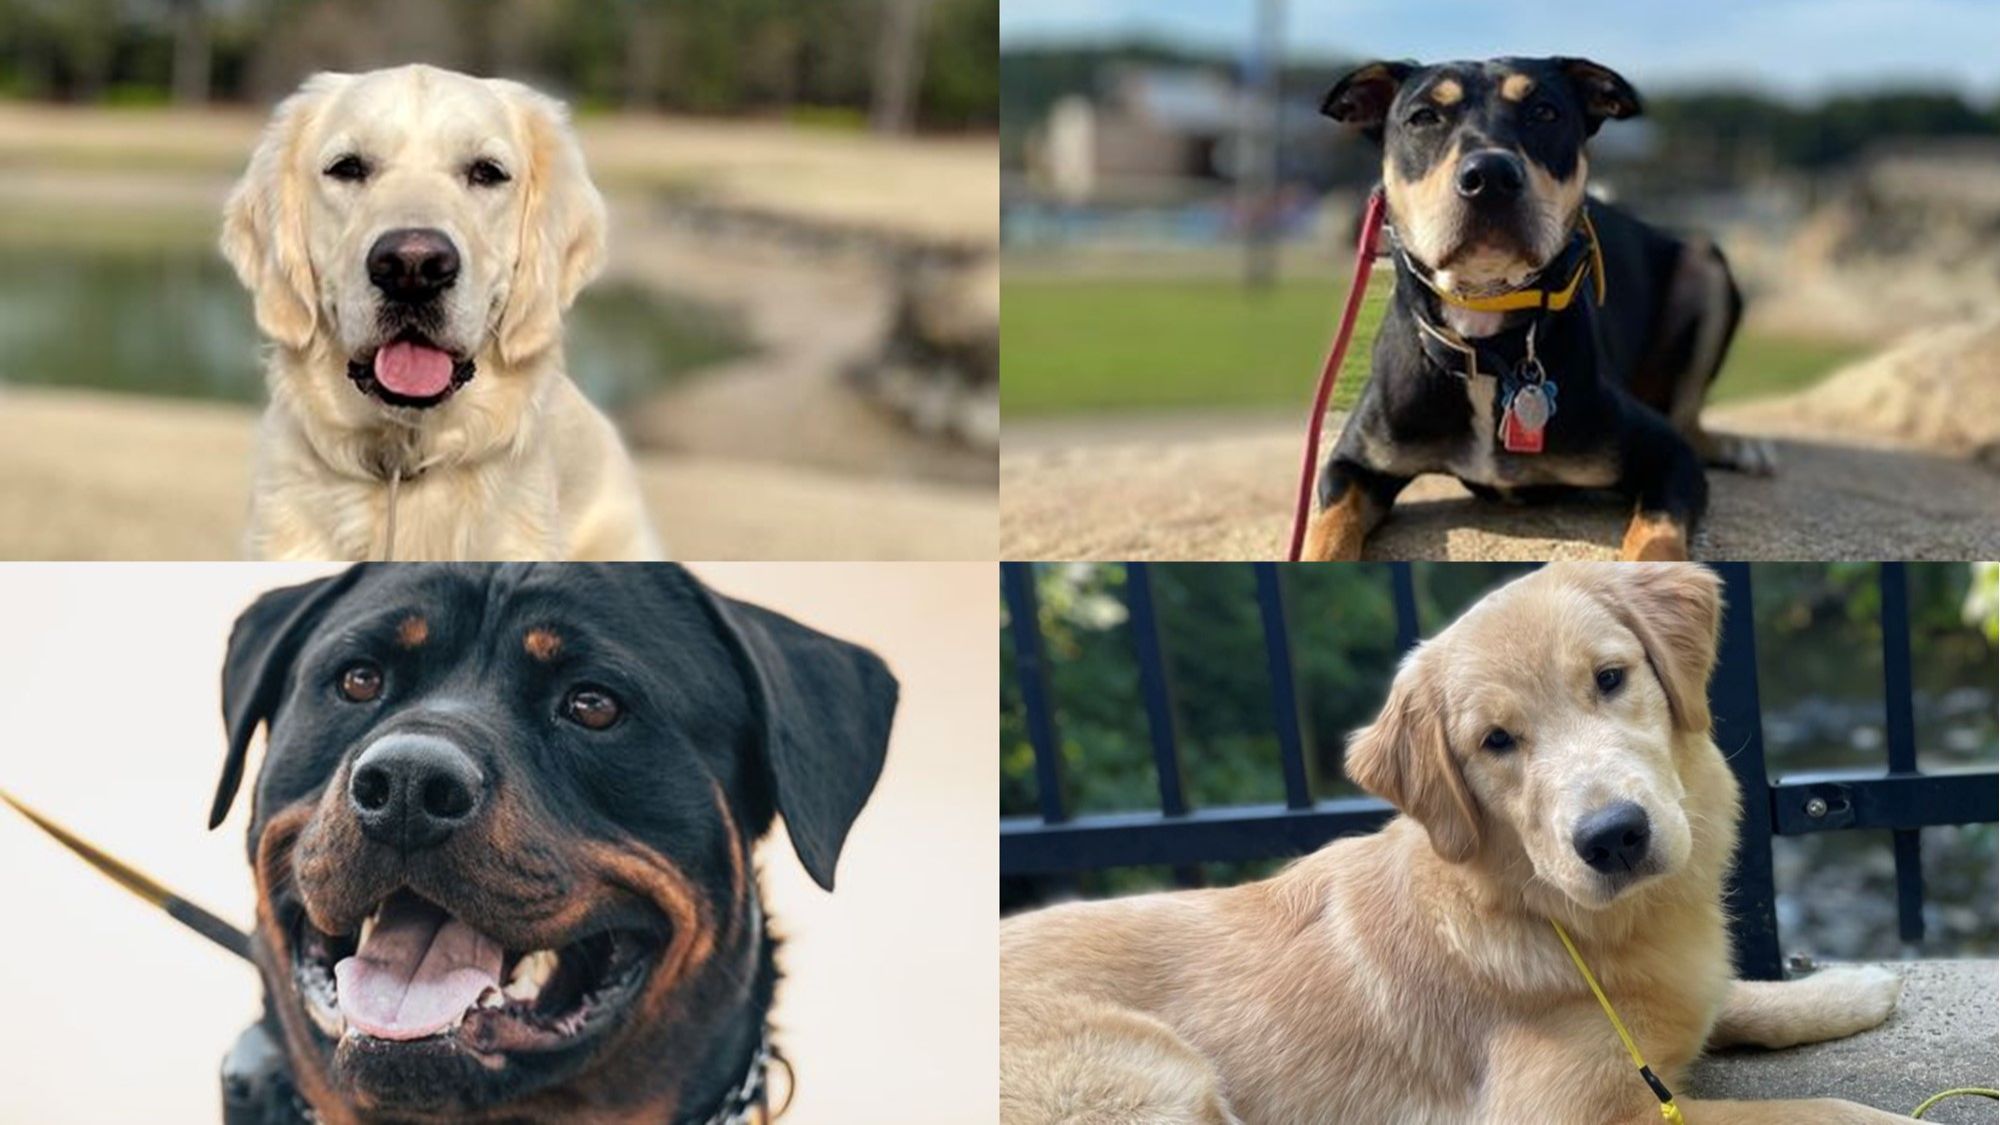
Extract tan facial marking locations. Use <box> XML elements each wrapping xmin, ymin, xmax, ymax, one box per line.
<box><xmin>524</xmin><ymin>627</ymin><xmax>562</xmax><ymax>661</ymax></box>
<box><xmin>396</xmin><ymin>614</ymin><xmax>428</xmax><ymax>648</ymax></box>
<box><xmin>1430</xmin><ymin>78</ymin><xmax>1463</xmax><ymax>106</ymax></box>
<box><xmin>1524</xmin><ymin>152</ymin><xmax>1588</xmax><ymax>250</ymax></box>
<box><xmin>1501</xmin><ymin>73</ymin><xmax>1535</xmax><ymax>102</ymax></box>
<box><xmin>1382</xmin><ymin>141</ymin><xmax>1464</xmax><ymax>267</ymax></box>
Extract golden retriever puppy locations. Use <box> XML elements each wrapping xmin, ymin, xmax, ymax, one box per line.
<box><xmin>1001</xmin><ymin>564</ymin><xmax>1910</xmax><ymax>1125</ymax></box>
<box><xmin>222</xmin><ymin>65</ymin><xmax>661</xmax><ymax>560</ymax></box>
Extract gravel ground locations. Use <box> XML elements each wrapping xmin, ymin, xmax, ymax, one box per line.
<box><xmin>1691</xmin><ymin>960</ymin><xmax>1997</xmax><ymax>1122</ymax></box>
<box><xmin>0</xmin><ymin>386</ymin><xmax>993</xmax><ymax>560</ymax></box>
<box><xmin>1001</xmin><ymin>403</ymin><xmax>2000</xmax><ymax>561</ymax></box>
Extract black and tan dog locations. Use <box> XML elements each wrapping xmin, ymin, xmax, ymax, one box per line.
<box><xmin>208</xmin><ymin>564</ymin><xmax>896</xmax><ymax>1123</ymax></box>
<box><xmin>1305</xmin><ymin>57</ymin><xmax>1772</xmax><ymax>562</ymax></box>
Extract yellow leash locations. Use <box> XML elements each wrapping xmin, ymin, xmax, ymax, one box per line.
<box><xmin>1912</xmin><ymin>1087</ymin><xmax>1999</xmax><ymax>1119</ymax></box>
<box><xmin>1550</xmin><ymin>919</ymin><xmax>1687</xmax><ymax>1124</ymax></box>
<box><xmin>1554</xmin><ymin>918</ymin><xmax>1994</xmax><ymax>1123</ymax></box>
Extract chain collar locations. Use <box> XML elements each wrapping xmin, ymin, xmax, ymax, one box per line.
<box><xmin>696</xmin><ymin>1025</ymin><xmax>774</xmax><ymax>1125</ymax></box>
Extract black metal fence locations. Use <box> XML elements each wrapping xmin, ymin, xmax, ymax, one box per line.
<box><xmin>1000</xmin><ymin>562</ymin><xmax>1998</xmax><ymax>980</ymax></box>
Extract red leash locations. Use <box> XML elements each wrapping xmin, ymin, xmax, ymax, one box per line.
<box><xmin>1286</xmin><ymin>187</ymin><xmax>1387</xmax><ymax>561</ymax></box>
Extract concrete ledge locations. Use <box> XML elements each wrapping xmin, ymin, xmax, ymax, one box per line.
<box><xmin>1690</xmin><ymin>960</ymin><xmax>1997</xmax><ymax>1122</ymax></box>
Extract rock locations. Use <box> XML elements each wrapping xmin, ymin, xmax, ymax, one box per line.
<box><xmin>849</xmin><ymin>252</ymin><xmax>999</xmax><ymax>451</ymax></box>
<box><xmin>1725</xmin><ymin>316</ymin><xmax>2000</xmax><ymax>458</ymax></box>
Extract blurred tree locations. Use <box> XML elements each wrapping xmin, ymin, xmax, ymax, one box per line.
<box><xmin>0</xmin><ymin>0</ymin><xmax>997</xmax><ymax>129</ymax></box>
<box><xmin>168</xmin><ymin>0</ymin><xmax>209</xmax><ymax>103</ymax></box>
<box><xmin>870</xmin><ymin>0</ymin><xmax>925</xmax><ymax>133</ymax></box>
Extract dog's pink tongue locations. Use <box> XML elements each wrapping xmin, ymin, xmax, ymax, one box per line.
<box><xmin>373</xmin><ymin>340</ymin><xmax>454</xmax><ymax>399</ymax></box>
<box><xmin>334</xmin><ymin>894</ymin><xmax>502</xmax><ymax>1041</ymax></box>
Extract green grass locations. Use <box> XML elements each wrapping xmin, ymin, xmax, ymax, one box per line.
<box><xmin>1001</xmin><ymin>277</ymin><xmax>1388</xmax><ymax>416</ymax></box>
<box><xmin>1002</xmin><ymin>275</ymin><xmax>1868</xmax><ymax>415</ymax></box>
<box><xmin>1709</xmin><ymin>333</ymin><xmax>1870</xmax><ymax>404</ymax></box>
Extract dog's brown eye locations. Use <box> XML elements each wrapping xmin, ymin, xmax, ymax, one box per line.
<box><xmin>1481</xmin><ymin>728</ymin><xmax>1516</xmax><ymax>753</ymax></box>
<box><xmin>1407</xmin><ymin>106</ymin><xmax>1443</xmax><ymax>127</ymax></box>
<box><xmin>324</xmin><ymin>154</ymin><xmax>370</xmax><ymax>183</ymax></box>
<box><xmin>1528</xmin><ymin>102</ymin><xmax>1559</xmax><ymax>124</ymax></box>
<box><xmin>562</xmin><ymin>686</ymin><xmax>621</xmax><ymax>730</ymax></box>
<box><xmin>466</xmin><ymin>159</ymin><xmax>511</xmax><ymax>187</ymax></box>
<box><xmin>338</xmin><ymin>662</ymin><xmax>384</xmax><ymax>703</ymax></box>
<box><xmin>1596</xmin><ymin>666</ymin><xmax>1626</xmax><ymax>694</ymax></box>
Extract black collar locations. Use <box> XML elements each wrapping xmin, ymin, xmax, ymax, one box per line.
<box><xmin>279</xmin><ymin>1029</ymin><xmax>778</xmax><ymax>1125</ymax></box>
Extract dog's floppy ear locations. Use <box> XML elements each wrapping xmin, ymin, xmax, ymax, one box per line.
<box><xmin>1557</xmin><ymin>57</ymin><xmax>1642</xmax><ymax>135</ymax></box>
<box><xmin>1580</xmin><ymin>563</ymin><xmax>1723</xmax><ymax>734</ymax></box>
<box><xmin>695</xmin><ymin>585</ymin><xmax>898</xmax><ymax>892</ymax></box>
<box><xmin>1345</xmin><ymin>648</ymin><xmax>1480</xmax><ymax>863</ymax></box>
<box><xmin>211</xmin><ymin>567</ymin><xmax>367</xmax><ymax>830</ymax></box>
<box><xmin>493</xmin><ymin>80</ymin><xmax>608</xmax><ymax>367</ymax></box>
<box><xmin>220</xmin><ymin>72</ymin><xmax>349</xmax><ymax>350</ymax></box>
<box><xmin>1321</xmin><ymin>60</ymin><xmax>1416</xmax><ymax>143</ymax></box>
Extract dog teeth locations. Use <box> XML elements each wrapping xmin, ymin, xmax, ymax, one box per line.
<box><xmin>505</xmin><ymin>949</ymin><xmax>558</xmax><ymax>1003</ymax></box>
<box><xmin>476</xmin><ymin>986</ymin><xmax>505</xmax><ymax>1010</ymax></box>
<box><xmin>306</xmin><ymin>997</ymin><xmax>344</xmax><ymax>1038</ymax></box>
<box><xmin>358</xmin><ymin>913</ymin><xmax>376</xmax><ymax>948</ymax></box>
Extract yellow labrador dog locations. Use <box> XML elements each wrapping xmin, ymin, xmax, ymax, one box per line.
<box><xmin>1001</xmin><ymin>563</ymin><xmax>1911</xmax><ymax>1125</ymax></box>
<box><xmin>223</xmin><ymin>65</ymin><xmax>661</xmax><ymax>560</ymax></box>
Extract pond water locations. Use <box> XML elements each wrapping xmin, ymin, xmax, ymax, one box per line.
<box><xmin>0</xmin><ymin>244</ymin><xmax>746</xmax><ymax>409</ymax></box>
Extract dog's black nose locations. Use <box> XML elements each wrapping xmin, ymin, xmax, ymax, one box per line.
<box><xmin>1573</xmin><ymin>801</ymin><xmax>1652</xmax><ymax>873</ymax></box>
<box><xmin>1455</xmin><ymin>150</ymin><xmax>1526</xmax><ymax>201</ymax></box>
<box><xmin>366</xmin><ymin>228</ymin><xmax>460</xmax><ymax>303</ymax></box>
<box><xmin>348</xmin><ymin>733</ymin><xmax>485</xmax><ymax>851</ymax></box>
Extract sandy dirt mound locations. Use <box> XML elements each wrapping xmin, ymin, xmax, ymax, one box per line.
<box><xmin>0</xmin><ymin>386</ymin><xmax>993</xmax><ymax>561</ymax></box>
<box><xmin>1002</xmin><ymin>400</ymin><xmax>2000</xmax><ymax>562</ymax></box>
<box><xmin>1723</xmin><ymin>315</ymin><xmax>2000</xmax><ymax>463</ymax></box>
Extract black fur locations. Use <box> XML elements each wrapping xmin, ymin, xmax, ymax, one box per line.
<box><xmin>1315</xmin><ymin>57</ymin><xmax>1736</xmax><ymax>555</ymax></box>
<box><xmin>211</xmin><ymin>564</ymin><xmax>896</xmax><ymax>1123</ymax></box>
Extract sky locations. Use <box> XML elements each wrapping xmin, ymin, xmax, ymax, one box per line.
<box><xmin>999</xmin><ymin>0</ymin><xmax>2000</xmax><ymax>99</ymax></box>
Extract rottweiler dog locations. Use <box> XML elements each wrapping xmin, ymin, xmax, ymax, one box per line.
<box><xmin>207</xmin><ymin>564</ymin><xmax>896</xmax><ymax>1124</ymax></box>
<box><xmin>1305</xmin><ymin>57</ymin><xmax>1772</xmax><ymax>562</ymax></box>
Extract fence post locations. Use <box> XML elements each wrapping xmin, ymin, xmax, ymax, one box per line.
<box><xmin>1711</xmin><ymin>563</ymin><xmax>1785</xmax><ymax>980</ymax></box>
<box><xmin>1255</xmin><ymin>564</ymin><xmax>1316</xmax><ymax>809</ymax></box>
<box><xmin>1878</xmin><ymin>563</ymin><xmax>1926</xmax><ymax>946</ymax></box>
<box><xmin>1389</xmin><ymin>563</ymin><xmax>1420</xmax><ymax>654</ymax></box>
<box><xmin>1002</xmin><ymin>563</ymin><xmax>1069</xmax><ymax>824</ymax></box>
<box><xmin>1125</xmin><ymin>564</ymin><xmax>1202</xmax><ymax>887</ymax></box>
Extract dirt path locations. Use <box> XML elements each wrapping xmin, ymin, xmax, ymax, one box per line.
<box><xmin>0</xmin><ymin>104</ymin><xmax>997</xmax><ymax>247</ymax></box>
<box><xmin>1002</xmin><ymin>402</ymin><xmax>2000</xmax><ymax>561</ymax></box>
<box><xmin>0</xmin><ymin>387</ymin><xmax>992</xmax><ymax>560</ymax></box>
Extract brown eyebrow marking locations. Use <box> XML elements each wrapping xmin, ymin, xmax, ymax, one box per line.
<box><xmin>1501</xmin><ymin>73</ymin><xmax>1535</xmax><ymax>102</ymax></box>
<box><xmin>396</xmin><ymin>615</ymin><xmax>428</xmax><ymax>648</ymax></box>
<box><xmin>524</xmin><ymin>627</ymin><xmax>562</xmax><ymax>662</ymax></box>
<box><xmin>1430</xmin><ymin>78</ymin><xmax>1463</xmax><ymax>106</ymax></box>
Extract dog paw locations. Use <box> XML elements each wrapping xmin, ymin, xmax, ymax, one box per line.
<box><xmin>1816</xmin><ymin>964</ymin><xmax>1903</xmax><ymax>1029</ymax></box>
<box><xmin>1707</xmin><ymin>433</ymin><xmax>1778</xmax><ymax>476</ymax></box>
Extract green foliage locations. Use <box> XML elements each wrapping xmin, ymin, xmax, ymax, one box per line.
<box><xmin>0</xmin><ymin>0</ymin><xmax>998</xmax><ymax>129</ymax></box>
<box><xmin>1002</xmin><ymin>563</ymin><xmax>1996</xmax><ymax>880</ymax></box>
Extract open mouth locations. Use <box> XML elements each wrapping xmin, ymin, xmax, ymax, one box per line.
<box><xmin>291</xmin><ymin>889</ymin><xmax>661</xmax><ymax>1057</ymax></box>
<box><xmin>346</xmin><ymin>331</ymin><xmax>476</xmax><ymax>410</ymax></box>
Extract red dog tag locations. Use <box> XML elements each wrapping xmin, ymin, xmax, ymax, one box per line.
<box><xmin>1500</xmin><ymin>387</ymin><xmax>1547</xmax><ymax>454</ymax></box>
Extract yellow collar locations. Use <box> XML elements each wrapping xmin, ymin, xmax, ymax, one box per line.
<box><xmin>1406</xmin><ymin>209</ymin><xmax>1607</xmax><ymax>314</ymax></box>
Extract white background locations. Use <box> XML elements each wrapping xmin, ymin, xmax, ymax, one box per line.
<box><xmin>0</xmin><ymin>562</ymin><xmax>998</xmax><ymax>1123</ymax></box>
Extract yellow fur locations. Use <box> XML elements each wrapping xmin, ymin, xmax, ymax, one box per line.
<box><xmin>1001</xmin><ymin>564</ymin><xmax>1910</xmax><ymax>1125</ymax></box>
